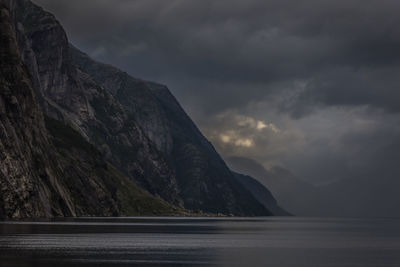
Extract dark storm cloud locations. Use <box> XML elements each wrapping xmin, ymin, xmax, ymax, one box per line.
<box><xmin>33</xmin><ymin>0</ymin><xmax>400</xmax><ymax>115</ymax></box>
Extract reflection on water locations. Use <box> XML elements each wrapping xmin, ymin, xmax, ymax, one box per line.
<box><xmin>1</xmin><ymin>217</ymin><xmax>400</xmax><ymax>266</ymax></box>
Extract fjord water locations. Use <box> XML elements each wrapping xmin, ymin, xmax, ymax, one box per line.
<box><xmin>0</xmin><ymin>217</ymin><xmax>400</xmax><ymax>266</ymax></box>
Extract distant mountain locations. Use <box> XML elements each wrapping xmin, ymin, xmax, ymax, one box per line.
<box><xmin>227</xmin><ymin>156</ymin><xmax>320</xmax><ymax>216</ymax></box>
<box><xmin>0</xmin><ymin>0</ymin><xmax>280</xmax><ymax>217</ymax></box>
<box><xmin>232</xmin><ymin>172</ymin><xmax>290</xmax><ymax>216</ymax></box>
<box><xmin>228</xmin><ymin>156</ymin><xmax>400</xmax><ymax>218</ymax></box>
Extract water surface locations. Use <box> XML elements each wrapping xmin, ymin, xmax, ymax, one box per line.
<box><xmin>0</xmin><ymin>217</ymin><xmax>399</xmax><ymax>266</ymax></box>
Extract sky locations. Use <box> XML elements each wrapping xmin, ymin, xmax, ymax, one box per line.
<box><xmin>34</xmin><ymin>0</ymin><xmax>400</xmax><ymax>186</ymax></box>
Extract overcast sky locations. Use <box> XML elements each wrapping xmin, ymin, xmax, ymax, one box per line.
<box><xmin>34</xmin><ymin>0</ymin><xmax>400</xmax><ymax>185</ymax></box>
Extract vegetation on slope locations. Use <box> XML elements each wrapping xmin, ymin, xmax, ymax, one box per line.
<box><xmin>45</xmin><ymin>116</ymin><xmax>186</xmax><ymax>216</ymax></box>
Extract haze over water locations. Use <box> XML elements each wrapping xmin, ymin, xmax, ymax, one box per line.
<box><xmin>0</xmin><ymin>217</ymin><xmax>400</xmax><ymax>266</ymax></box>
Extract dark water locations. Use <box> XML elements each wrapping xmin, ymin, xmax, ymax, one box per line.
<box><xmin>0</xmin><ymin>217</ymin><xmax>400</xmax><ymax>267</ymax></box>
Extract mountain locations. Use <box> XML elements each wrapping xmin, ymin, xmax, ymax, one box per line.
<box><xmin>0</xmin><ymin>0</ymin><xmax>180</xmax><ymax>218</ymax></box>
<box><xmin>227</xmin><ymin>156</ymin><xmax>320</xmax><ymax>216</ymax></box>
<box><xmin>0</xmin><ymin>0</ymin><xmax>277</xmax><ymax>216</ymax></box>
<box><xmin>69</xmin><ymin>47</ymin><xmax>270</xmax><ymax>215</ymax></box>
<box><xmin>232</xmin><ymin>172</ymin><xmax>290</xmax><ymax>216</ymax></box>
<box><xmin>14</xmin><ymin>0</ymin><xmax>181</xmax><ymax>206</ymax></box>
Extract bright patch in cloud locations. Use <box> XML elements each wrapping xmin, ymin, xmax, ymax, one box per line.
<box><xmin>256</xmin><ymin>121</ymin><xmax>267</xmax><ymax>130</ymax></box>
<box><xmin>219</xmin><ymin>131</ymin><xmax>254</xmax><ymax>147</ymax></box>
<box><xmin>202</xmin><ymin>111</ymin><xmax>305</xmax><ymax>165</ymax></box>
<box><xmin>236</xmin><ymin>115</ymin><xmax>280</xmax><ymax>133</ymax></box>
<box><xmin>235</xmin><ymin>138</ymin><xmax>254</xmax><ymax>147</ymax></box>
<box><xmin>220</xmin><ymin>134</ymin><xmax>231</xmax><ymax>143</ymax></box>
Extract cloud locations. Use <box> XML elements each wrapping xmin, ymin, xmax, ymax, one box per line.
<box><xmin>235</xmin><ymin>115</ymin><xmax>280</xmax><ymax>132</ymax></box>
<box><xmin>34</xmin><ymin>0</ymin><xmax>400</xmax><ymax>116</ymax></box>
<box><xmin>33</xmin><ymin>0</ymin><xmax>400</xmax><ymax>192</ymax></box>
<box><xmin>200</xmin><ymin>111</ymin><xmax>305</xmax><ymax>166</ymax></box>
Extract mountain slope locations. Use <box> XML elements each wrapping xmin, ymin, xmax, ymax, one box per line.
<box><xmin>227</xmin><ymin>156</ymin><xmax>320</xmax><ymax>215</ymax></box>
<box><xmin>233</xmin><ymin>172</ymin><xmax>290</xmax><ymax>216</ymax></box>
<box><xmin>11</xmin><ymin>0</ymin><xmax>272</xmax><ymax>216</ymax></box>
<box><xmin>44</xmin><ymin>116</ymin><xmax>182</xmax><ymax>217</ymax></box>
<box><xmin>0</xmin><ymin>1</ymin><xmax>60</xmax><ymax>217</ymax></box>
<box><xmin>70</xmin><ymin>47</ymin><xmax>269</xmax><ymax>215</ymax></box>
<box><xmin>0</xmin><ymin>0</ymin><xmax>182</xmax><ymax>219</ymax></box>
<box><xmin>14</xmin><ymin>0</ymin><xmax>182</xmax><ymax>206</ymax></box>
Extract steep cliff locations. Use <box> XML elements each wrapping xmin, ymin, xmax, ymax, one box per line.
<box><xmin>14</xmin><ymin>0</ymin><xmax>182</xmax><ymax>206</ymax></box>
<box><xmin>0</xmin><ymin>0</ymin><xmax>60</xmax><ymax>217</ymax></box>
<box><xmin>0</xmin><ymin>0</ymin><xmax>180</xmax><ymax>219</ymax></box>
<box><xmin>4</xmin><ymin>0</ymin><xmax>278</xmax><ymax>216</ymax></box>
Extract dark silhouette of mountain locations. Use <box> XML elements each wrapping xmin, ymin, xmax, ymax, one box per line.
<box><xmin>228</xmin><ymin>155</ymin><xmax>400</xmax><ymax>218</ymax></box>
<box><xmin>232</xmin><ymin>172</ymin><xmax>290</xmax><ymax>216</ymax></box>
<box><xmin>226</xmin><ymin>156</ymin><xmax>320</xmax><ymax>216</ymax></box>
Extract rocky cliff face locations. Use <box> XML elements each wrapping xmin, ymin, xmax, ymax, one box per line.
<box><xmin>0</xmin><ymin>0</ymin><xmax>181</xmax><ymax>219</ymax></box>
<box><xmin>0</xmin><ymin>0</ymin><xmax>59</xmax><ymax>217</ymax></box>
<box><xmin>1</xmin><ymin>0</ymin><xmax>278</xmax><ymax>216</ymax></box>
<box><xmin>14</xmin><ymin>0</ymin><xmax>182</xmax><ymax>206</ymax></box>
